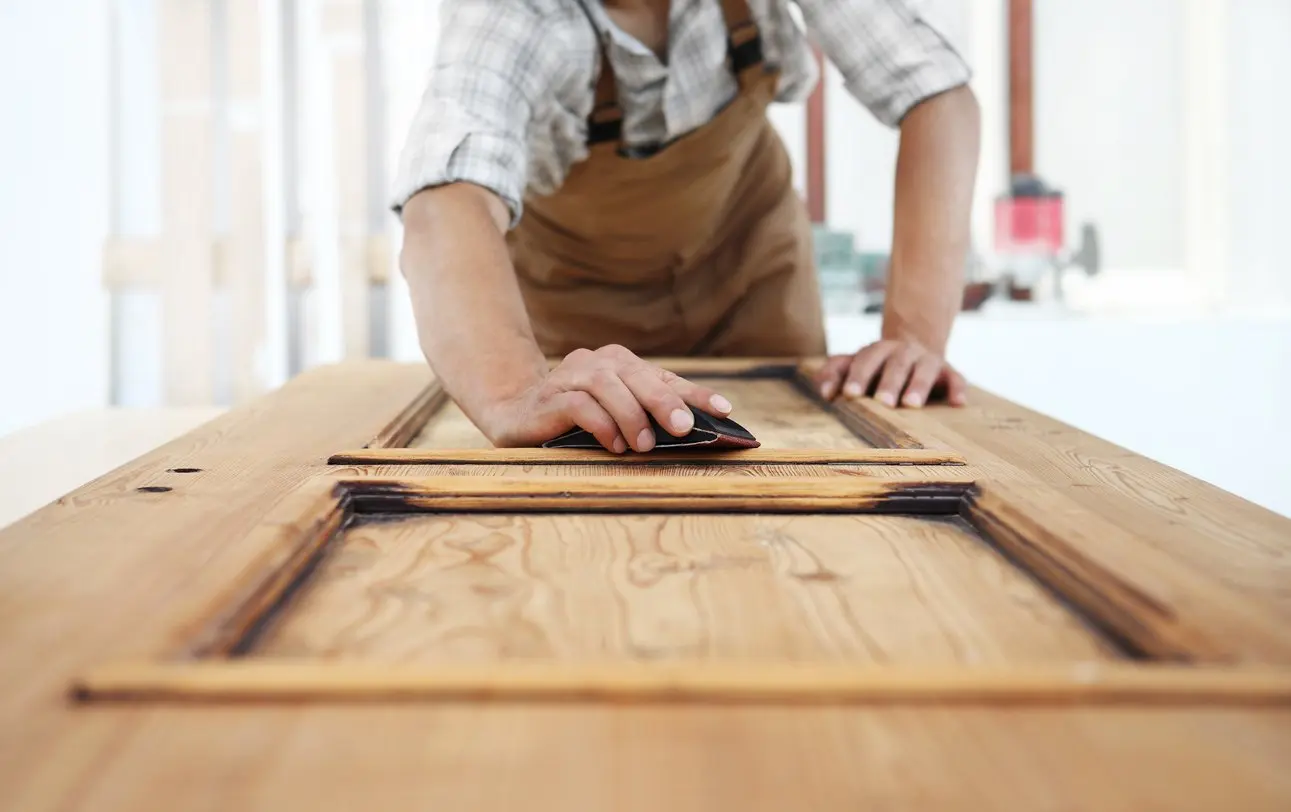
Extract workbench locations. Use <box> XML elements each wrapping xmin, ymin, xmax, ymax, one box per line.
<box><xmin>1</xmin><ymin>359</ymin><xmax>1287</xmax><ymax>810</ymax></box>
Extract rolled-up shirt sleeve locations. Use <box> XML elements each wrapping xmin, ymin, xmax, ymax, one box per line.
<box><xmin>390</xmin><ymin>0</ymin><xmax>557</xmax><ymax>227</ymax></box>
<box><xmin>795</xmin><ymin>0</ymin><xmax>972</xmax><ymax>128</ymax></box>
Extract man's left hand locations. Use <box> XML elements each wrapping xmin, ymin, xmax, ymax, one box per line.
<box><xmin>814</xmin><ymin>339</ymin><xmax>967</xmax><ymax>408</ymax></box>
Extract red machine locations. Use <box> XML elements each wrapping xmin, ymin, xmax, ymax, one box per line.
<box><xmin>992</xmin><ymin>173</ymin><xmax>1099</xmax><ymax>301</ymax></box>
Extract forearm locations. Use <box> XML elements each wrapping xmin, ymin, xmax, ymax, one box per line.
<box><xmin>884</xmin><ymin>84</ymin><xmax>980</xmax><ymax>354</ymax></box>
<box><xmin>399</xmin><ymin>183</ymin><xmax>548</xmax><ymax>434</ymax></box>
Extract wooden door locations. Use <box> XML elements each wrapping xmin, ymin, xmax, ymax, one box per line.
<box><xmin>7</xmin><ymin>359</ymin><xmax>1291</xmax><ymax>810</ymax></box>
<box><xmin>73</xmin><ymin>359</ymin><xmax>1291</xmax><ymax>702</ymax></box>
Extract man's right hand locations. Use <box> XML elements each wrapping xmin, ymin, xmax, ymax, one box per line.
<box><xmin>480</xmin><ymin>345</ymin><xmax>734</xmax><ymax>452</ymax></box>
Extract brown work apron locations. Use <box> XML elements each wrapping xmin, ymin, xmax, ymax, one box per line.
<box><xmin>506</xmin><ymin>0</ymin><xmax>826</xmax><ymax>358</ymax></box>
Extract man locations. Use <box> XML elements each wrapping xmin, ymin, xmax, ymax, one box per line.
<box><xmin>393</xmin><ymin>0</ymin><xmax>979</xmax><ymax>453</ymax></box>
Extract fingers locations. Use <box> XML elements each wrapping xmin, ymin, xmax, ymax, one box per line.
<box><xmin>813</xmin><ymin>356</ymin><xmax>853</xmax><ymax>401</ymax></box>
<box><xmin>554</xmin><ymin>391</ymin><xmax>624</xmax><ymax>453</ymax></box>
<box><xmin>945</xmin><ymin>367</ymin><xmax>969</xmax><ymax>406</ymax></box>
<box><xmin>901</xmin><ymin>354</ymin><xmax>943</xmax><ymax>408</ymax></box>
<box><xmin>619</xmin><ymin>365</ymin><xmax>696</xmax><ymax>440</ymax></box>
<box><xmin>550</xmin><ymin>345</ymin><xmax>737</xmax><ymax>450</ymax></box>
<box><xmin>657</xmin><ymin>369</ymin><xmax>731</xmax><ymax>421</ymax></box>
<box><xmin>574</xmin><ymin>365</ymin><xmax>656</xmax><ymax>452</ymax></box>
<box><xmin>873</xmin><ymin>344</ymin><xmax>921</xmax><ymax>407</ymax></box>
<box><xmin>828</xmin><ymin>341</ymin><xmax>967</xmax><ymax>410</ymax></box>
<box><xmin>842</xmin><ymin>343</ymin><xmax>896</xmax><ymax>400</ymax></box>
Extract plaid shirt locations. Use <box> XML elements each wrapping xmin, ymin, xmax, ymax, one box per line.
<box><xmin>392</xmin><ymin>0</ymin><xmax>970</xmax><ymax>227</ymax></box>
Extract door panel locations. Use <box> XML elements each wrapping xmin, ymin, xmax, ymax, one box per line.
<box><xmin>249</xmin><ymin>512</ymin><xmax>1120</xmax><ymax>664</ymax></box>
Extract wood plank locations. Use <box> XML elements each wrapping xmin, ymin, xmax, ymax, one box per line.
<box><xmin>75</xmin><ymin>662</ymin><xmax>1291</xmax><ymax>705</ymax></box>
<box><xmin>6</xmin><ymin>707</ymin><xmax>1290</xmax><ymax>810</ymax></box>
<box><xmin>1008</xmin><ymin>0</ymin><xmax>1033</xmax><ymax>174</ymax></box>
<box><xmin>331</xmin><ymin>463</ymin><xmax>976</xmax><ymax>480</ymax></box>
<box><xmin>244</xmin><ymin>512</ymin><xmax>1114</xmax><ymax>664</ymax></box>
<box><xmin>177</xmin><ymin>479</ymin><xmax>346</xmax><ymax>659</ymax></box>
<box><xmin>968</xmin><ymin>482</ymin><xmax>1291</xmax><ymax>664</ymax></box>
<box><xmin>366</xmin><ymin>381</ymin><xmax>447</xmax><ymax>448</ymax></box>
<box><xmin>408</xmin><ymin>396</ymin><xmax>491</xmax><ymax>448</ymax></box>
<box><xmin>0</xmin><ymin>408</ymin><xmax>224</xmax><ymax>530</ymax></box>
<box><xmin>344</xmin><ymin>476</ymin><xmax>970</xmax><ymax>513</ymax></box>
<box><xmin>0</xmin><ymin>362</ymin><xmax>430</xmax><ymax>674</ymax></box>
<box><xmin>4</xmin><ymin>361</ymin><xmax>1291</xmax><ymax>810</ymax></box>
<box><xmin>882</xmin><ymin>388</ymin><xmax>1291</xmax><ymax>626</ymax></box>
<box><xmin>331</xmin><ymin>448</ymin><xmax>967</xmax><ymax>465</ymax></box>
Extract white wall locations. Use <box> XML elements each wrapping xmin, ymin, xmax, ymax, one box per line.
<box><xmin>0</xmin><ymin>0</ymin><xmax>112</xmax><ymax>436</ymax></box>
<box><xmin>1035</xmin><ymin>0</ymin><xmax>1186</xmax><ymax>272</ymax></box>
<box><xmin>1227</xmin><ymin>0</ymin><xmax>1291</xmax><ymax>307</ymax></box>
<box><xmin>827</xmin><ymin>310</ymin><xmax>1291</xmax><ymax>519</ymax></box>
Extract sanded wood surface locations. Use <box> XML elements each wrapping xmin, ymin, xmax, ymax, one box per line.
<box><xmin>249</xmin><ymin>513</ymin><xmax>1117</xmax><ymax>664</ymax></box>
<box><xmin>410</xmin><ymin>377</ymin><xmax>878</xmax><ymax>450</ymax></box>
<box><xmin>78</xmin><ymin>661</ymin><xmax>1291</xmax><ymax>705</ymax></box>
<box><xmin>864</xmin><ymin>388</ymin><xmax>1291</xmax><ymax>625</ymax></box>
<box><xmin>2</xmin><ymin>361</ymin><xmax>1290</xmax><ymax>810</ymax></box>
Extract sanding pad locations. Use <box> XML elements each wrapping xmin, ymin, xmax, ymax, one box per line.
<box><xmin>542</xmin><ymin>406</ymin><xmax>760</xmax><ymax>451</ymax></box>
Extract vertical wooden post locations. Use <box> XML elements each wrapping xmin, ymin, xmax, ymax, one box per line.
<box><xmin>805</xmin><ymin>45</ymin><xmax>827</xmax><ymax>224</ymax></box>
<box><xmin>323</xmin><ymin>0</ymin><xmax>370</xmax><ymax>359</ymax></box>
<box><xmin>159</xmin><ymin>0</ymin><xmax>216</xmax><ymax>405</ymax></box>
<box><xmin>1007</xmin><ymin>0</ymin><xmax>1033</xmax><ymax>176</ymax></box>
<box><xmin>227</xmin><ymin>0</ymin><xmax>267</xmax><ymax>401</ymax></box>
<box><xmin>364</xmin><ymin>0</ymin><xmax>391</xmax><ymax>358</ymax></box>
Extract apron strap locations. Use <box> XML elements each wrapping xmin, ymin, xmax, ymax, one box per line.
<box><xmin>575</xmin><ymin>0</ymin><xmax>625</xmax><ymax>146</ymax></box>
<box><xmin>580</xmin><ymin>0</ymin><xmax>766</xmax><ymax>147</ymax></box>
<box><xmin>720</xmin><ymin>0</ymin><xmax>766</xmax><ymax>85</ymax></box>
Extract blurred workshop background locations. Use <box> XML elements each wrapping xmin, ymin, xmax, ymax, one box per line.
<box><xmin>1</xmin><ymin>0</ymin><xmax>1288</xmax><ymax>517</ymax></box>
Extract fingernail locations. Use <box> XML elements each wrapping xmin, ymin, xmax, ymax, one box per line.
<box><xmin>820</xmin><ymin>382</ymin><xmax>835</xmax><ymax>399</ymax></box>
<box><xmin>612</xmin><ymin>436</ymin><xmax>627</xmax><ymax>454</ymax></box>
<box><xmin>636</xmin><ymin>428</ymin><xmax>655</xmax><ymax>452</ymax></box>
<box><xmin>877</xmin><ymin>392</ymin><xmax>896</xmax><ymax>407</ymax></box>
<box><xmin>670</xmin><ymin>408</ymin><xmax>694</xmax><ymax>434</ymax></box>
<box><xmin>710</xmin><ymin>395</ymin><xmax>732</xmax><ymax>414</ymax></box>
<box><xmin>843</xmin><ymin>382</ymin><xmax>863</xmax><ymax>398</ymax></box>
<box><xmin>904</xmin><ymin>393</ymin><xmax>923</xmax><ymax>408</ymax></box>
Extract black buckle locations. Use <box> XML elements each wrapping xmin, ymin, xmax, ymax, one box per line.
<box><xmin>728</xmin><ymin>29</ymin><xmax>763</xmax><ymax>73</ymax></box>
<box><xmin>586</xmin><ymin>117</ymin><xmax>623</xmax><ymax>145</ymax></box>
<box><xmin>587</xmin><ymin>102</ymin><xmax>624</xmax><ymax>145</ymax></box>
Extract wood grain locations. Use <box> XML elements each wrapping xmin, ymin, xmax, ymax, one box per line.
<box><xmin>366</xmin><ymin>381</ymin><xmax>446</xmax><ymax>449</ymax></box>
<box><xmin>408</xmin><ymin>396</ymin><xmax>492</xmax><ymax>449</ymax></box>
<box><xmin>176</xmin><ymin>479</ymin><xmax>348</xmax><ymax>660</ymax></box>
<box><xmin>5</xmin><ymin>361</ymin><xmax>1291</xmax><ymax>810</ymax></box>
<box><xmin>870</xmin><ymin>388</ymin><xmax>1291</xmax><ymax>629</ymax></box>
<box><xmin>344</xmin><ymin>476</ymin><xmax>970</xmax><ymax>513</ymax></box>
<box><xmin>330</xmin><ymin>448</ymin><xmax>966</xmax><ymax>465</ymax></box>
<box><xmin>245</xmin><ymin>512</ymin><xmax>1114</xmax><ymax>664</ymax></box>
<box><xmin>966</xmin><ymin>482</ymin><xmax>1291</xmax><ymax>664</ymax></box>
<box><xmin>74</xmin><ymin>661</ymin><xmax>1291</xmax><ymax>705</ymax></box>
<box><xmin>6</xmin><ymin>707</ymin><xmax>1291</xmax><ymax>811</ymax></box>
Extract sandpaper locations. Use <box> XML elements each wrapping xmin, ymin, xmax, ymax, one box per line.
<box><xmin>542</xmin><ymin>406</ymin><xmax>760</xmax><ymax>450</ymax></box>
